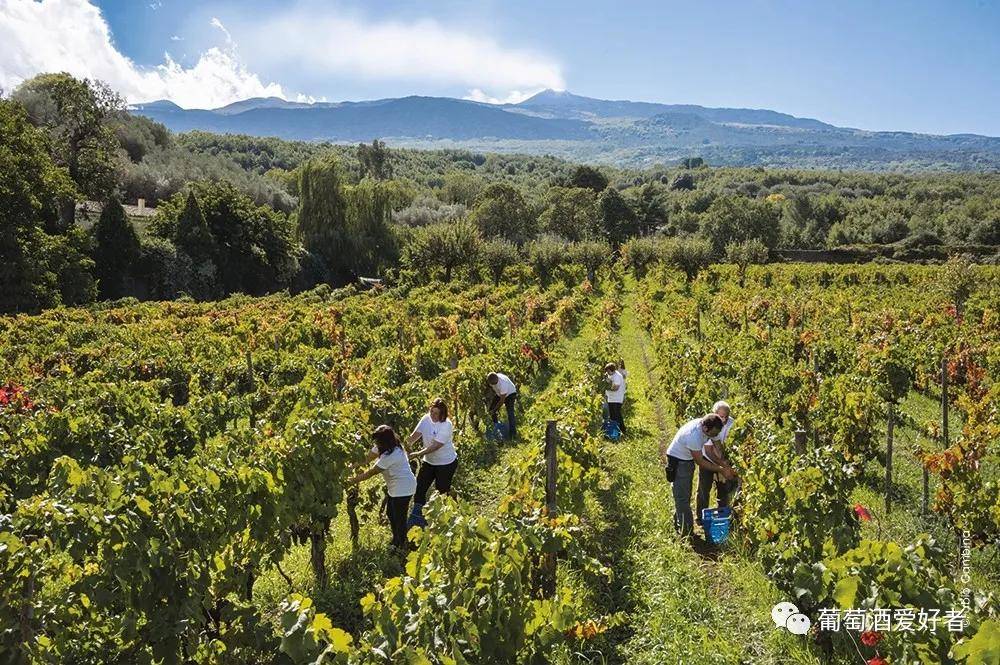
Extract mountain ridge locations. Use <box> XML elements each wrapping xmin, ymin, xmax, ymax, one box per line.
<box><xmin>129</xmin><ymin>90</ymin><xmax>1000</xmax><ymax>170</ymax></box>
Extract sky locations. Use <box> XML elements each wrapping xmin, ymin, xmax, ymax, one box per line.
<box><xmin>1</xmin><ymin>0</ymin><xmax>998</xmax><ymax>135</ymax></box>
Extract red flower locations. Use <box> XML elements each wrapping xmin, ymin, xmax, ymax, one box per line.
<box><xmin>867</xmin><ymin>658</ymin><xmax>888</xmax><ymax>665</ymax></box>
<box><xmin>860</xmin><ymin>630</ymin><xmax>883</xmax><ymax>647</ymax></box>
<box><xmin>853</xmin><ymin>504</ymin><xmax>872</xmax><ymax>522</ymax></box>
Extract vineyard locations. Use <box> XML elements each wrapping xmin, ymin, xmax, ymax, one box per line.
<box><xmin>1</xmin><ymin>262</ymin><xmax>998</xmax><ymax>664</ymax></box>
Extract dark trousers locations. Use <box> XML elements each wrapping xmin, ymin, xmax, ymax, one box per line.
<box><xmin>490</xmin><ymin>392</ymin><xmax>518</xmax><ymax>439</ymax></box>
<box><xmin>414</xmin><ymin>459</ymin><xmax>459</xmax><ymax>505</ymax></box>
<box><xmin>386</xmin><ymin>494</ymin><xmax>412</xmax><ymax>549</ymax></box>
<box><xmin>696</xmin><ymin>467</ymin><xmax>737</xmax><ymax>520</ymax></box>
<box><xmin>668</xmin><ymin>457</ymin><xmax>696</xmax><ymax>535</ymax></box>
<box><xmin>607</xmin><ymin>401</ymin><xmax>625</xmax><ymax>434</ymax></box>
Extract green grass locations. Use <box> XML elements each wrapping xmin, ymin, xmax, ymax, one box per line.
<box><xmin>607</xmin><ymin>278</ymin><xmax>820</xmax><ymax>664</ymax></box>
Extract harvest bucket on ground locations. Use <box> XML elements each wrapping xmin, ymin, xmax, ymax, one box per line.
<box><xmin>701</xmin><ymin>507</ymin><xmax>732</xmax><ymax>544</ymax></box>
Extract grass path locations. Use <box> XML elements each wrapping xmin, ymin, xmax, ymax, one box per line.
<box><xmin>597</xmin><ymin>278</ymin><xmax>820</xmax><ymax>664</ymax></box>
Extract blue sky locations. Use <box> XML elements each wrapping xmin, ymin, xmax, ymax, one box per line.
<box><xmin>2</xmin><ymin>0</ymin><xmax>998</xmax><ymax>135</ymax></box>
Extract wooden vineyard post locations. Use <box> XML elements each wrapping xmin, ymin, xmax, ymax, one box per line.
<box><xmin>346</xmin><ymin>488</ymin><xmax>360</xmax><ymax>550</ymax></box>
<box><xmin>245</xmin><ymin>348</ymin><xmax>256</xmax><ymax>420</ymax></box>
<box><xmin>941</xmin><ymin>355</ymin><xmax>950</xmax><ymax>447</ymax></box>
<box><xmin>884</xmin><ymin>404</ymin><xmax>894</xmax><ymax>516</ymax></box>
<box><xmin>20</xmin><ymin>570</ymin><xmax>34</xmax><ymax>653</ymax></box>
<box><xmin>540</xmin><ymin>420</ymin><xmax>558</xmax><ymax>598</ymax></box>
<box><xmin>793</xmin><ymin>429</ymin><xmax>807</xmax><ymax>455</ymax></box>
<box><xmin>923</xmin><ymin>355</ymin><xmax>949</xmax><ymax>515</ymax></box>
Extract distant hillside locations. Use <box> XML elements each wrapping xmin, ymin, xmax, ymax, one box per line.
<box><xmin>511</xmin><ymin>89</ymin><xmax>834</xmax><ymax>130</ymax></box>
<box><xmin>130</xmin><ymin>90</ymin><xmax>1000</xmax><ymax>171</ymax></box>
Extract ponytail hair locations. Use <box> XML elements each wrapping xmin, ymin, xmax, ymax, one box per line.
<box><xmin>373</xmin><ymin>424</ymin><xmax>401</xmax><ymax>455</ymax></box>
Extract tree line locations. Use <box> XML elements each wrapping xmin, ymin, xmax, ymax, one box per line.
<box><xmin>2</xmin><ymin>73</ymin><xmax>999</xmax><ymax>314</ymax></box>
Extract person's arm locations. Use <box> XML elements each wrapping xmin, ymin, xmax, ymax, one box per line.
<box><xmin>411</xmin><ymin>439</ymin><xmax>444</xmax><ymax>459</ymax></box>
<box><xmin>347</xmin><ymin>464</ymin><xmax>381</xmax><ymax>486</ymax></box>
<box><xmin>704</xmin><ymin>441</ymin><xmax>731</xmax><ymax>468</ymax></box>
<box><xmin>692</xmin><ymin>449</ymin><xmax>734</xmax><ymax>479</ymax></box>
<box><xmin>405</xmin><ymin>430</ymin><xmax>422</xmax><ymax>447</ymax></box>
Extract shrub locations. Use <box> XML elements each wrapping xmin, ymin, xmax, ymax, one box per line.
<box><xmin>525</xmin><ymin>235</ymin><xmax>568</xmax><ymax>285</ymax></box>
<box><xmin>480</xmin><ymin>238</ymin><xmax>521</xmax><ymax>286</ymax></box>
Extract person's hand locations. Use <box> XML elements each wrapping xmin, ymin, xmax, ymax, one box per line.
<box><xmin>721</xmin><ymin>467</ymin><xmax>737</xmax><ymax>481</ymax></box>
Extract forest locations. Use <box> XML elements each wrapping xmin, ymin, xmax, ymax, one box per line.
<box><xmin>2</xmin><ymin>73</ymin><xmax>1000</xmax><ymax>314</ymax></box>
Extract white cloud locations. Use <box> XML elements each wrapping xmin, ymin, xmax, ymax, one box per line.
<box><xmin>241</xmin><ymin>8</ymin><xmax>564</xmax><ymax>99</ymax></box>
<box><xmin>0</xmin><ymin>0</ymin><xmax>285</xmax><ymax>108</ymax></box>
<box><xmin>0</xmin><ymin>0</ymin><xmax>566</xmax><ymax>108</ymax></box>
<box><xmin>464</xmin><ymin>88</ymin><xmax>544</xmax><ymax>105</ymax></box>
<box><xmin>209</xmin><ymin>17</ymin><xmax>233</xmax><ymax>45</ymax></box>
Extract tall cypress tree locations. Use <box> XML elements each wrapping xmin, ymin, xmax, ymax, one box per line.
<box><xmin>175</xmin><ymin>190</ymin><xmax>215</xmax><ymax>263</ymax></box>
<box><xmin>92</xmin><ymin>198</ymin><xmax>140</xmax><ymax>299</ymax></box>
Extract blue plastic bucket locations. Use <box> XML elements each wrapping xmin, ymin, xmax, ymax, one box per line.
<box><xmin>602</xmin><ymin>418</ymin><xmax>622</xmax><ymax>441</ymax></box>
<box><xmin>701</xmin><ymin>507</ymin><xmax>732</xmax><ymax>544</ymax></box>
<box><xmin>486</xmin><ymin>422</ymin><xmax>509</xmax><ymax>441</ymax></box>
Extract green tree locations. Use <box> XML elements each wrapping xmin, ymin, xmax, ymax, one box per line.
<box><xmin>403</xmin><ymin>219</ymin><xmax>481</xmax><ymax>282</ymax></box>
<box><xmin>538</xmin><ymin>187</ymin><xmax>597</xmax><ymax>241</ymax></box>
<box><xmin>13</xmin><ymin>73</ymin><xmax>125</xmax><ymax>225</ymax></box>
<box><xmin>153</xmin><ymin>182</ymin><xmax>299</xmax><ymax>295</ymax></box>
<box><xmin>700</xmin><ymin>195</ymin><xmax>781</xmax><ymax>253</ymax></box>
<box><xmin>525</xmin><ymin>235</ymin><xmax>567</xmax><ymax>285</ymax></box>
<box><xmin>480</xmin><ymin>238</ymin><xmax>520</xmax><ymax>286</ymax></box>
<box><xmin>569</xmin><ymin>165</ymin><xmax>608</xmax><ymax>193</ymax></box>
<box><xmin>92</xmin><ymin>198</ymin><xmax>141</xmax><ymax>299</ymax></box>
<box><xmin>469</xmin><ymin>183</ymin><xmax>536</xmax><ymax>245</ymax></box>
<box><xmin>566</xmin><ymin>240</ymin><xmax>608</xmax><ymax>283</ymax></box>
<box><xmin>357</xmin><ymin>139</ymin><xmax>393</xmax><ymax>180</ymax></box>
<box><xmin>174</xmin><ymin>190</ymin><xmax>215</xmax><ymax>263</ymax></box>
<box><xmin>440</xmin><ymin>171</ymin><xmax>483</xmax><ymax>206</ymax></box>
<box><xmin>970</xmin><ymin>212</ymin><xmax>1000</xmax><ymax>245</ymax></box>
<box><xmin>296</xmin><ymin>154</ymin><xmax>350</xmax><ymax>281</ymax></box>
<box><xmin>628</xmin><ymin>182</ymin><xmax>669</xmax><ymax>235</ymax></box>
<box><xmin>725</xmin><ymin>238</ymin><xmax>769</xmax><ymax>286</ymax></box>
<box><xmin>620</xmin><ymin>236</ymin><xmax>664</xmax><ymax>278</ymax></box>
<box><xmin>596</xmin><ymin>187</ymin><xmax>638</xmax><ymax>246</ymax></box>
<box><xmin>663</xmin><ymin>236</ymin><xmax>715</xmax><ymax>282</ymax></box>
<box><xmin>0</xmin><ymin>98</ymin><xmax>95</xmax><ymax>313</ymax></box>
<box><xmin>343</xmin><ymin>179</ymin><xmax>399</xmax><ymax>278</ymax></box>
<box><xmin>113</xmin><ymin>114</ymin><xmax>171</xmax><ymax>163</ymax></box>
<box><xmin>670</xmin><ymin>172</ymin><xmax>696</xmax><ymax>191</ymax></box>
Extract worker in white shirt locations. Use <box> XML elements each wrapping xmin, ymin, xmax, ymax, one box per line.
<box><xmin>486</xmin><ymin>372</ymin><xmax>518</xmax><ymax>440</ymax></box>
<box><xmin>696</xmin><ymin>401</ymin><xmax>739</xmax><ymax>525</ymax></box>
<box><xmin>661</xmin><ymin>413</ymin><xmax>736</xmax><ymax>535</ymax></box>
<box><xmin>604</xmin><ymin>362</ymin><xmax>627</xmax><ymax>435</ymax></box>
<box><xmin>405</xmin><ymin>398</ymin><xmax>458</xmax><ymax>527</ymax></box>
<box><xmin>347</xmin><ymin>425</ymin><xmax>416</xmax><ymax>550</ymax></box>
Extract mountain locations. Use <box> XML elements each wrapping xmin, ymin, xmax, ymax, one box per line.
<box><xmin>130</xmin><ymin>90</ymin><xmax>1000</xmax><ymax>171</ymax></box>
<box><xmin>512</xmin><ymin>89</ymin><xmax>834</xmax><ymax>130</ymax></box>
<box><xmin>136</xmin><ymin>96</ymin><xmax>590</xmax><ymax>141</ymax></box>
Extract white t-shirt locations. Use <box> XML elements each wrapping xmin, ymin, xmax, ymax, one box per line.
<box><xmin>415</xmin><ymin>413</ymin><xmax>457</xmax><ymax>466</ymax></box>
<box><xmin>605</xmin><ymin>370</ymin><xmax>626</xmax><ymax>403</ymax></box>
<box><xmin>374</xmin><ymin>446</ymin><xmax>417</xmax><ymax>497</ymax></box>
<box><xmin>491</xmin><ymin>373</ymin><xmax>517</xmax><ymax>397</ymax></box>
<box><xmin>666</xmin><ymin>418</ymin><xmax>710</xmax><ymax>461</ymax></box>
